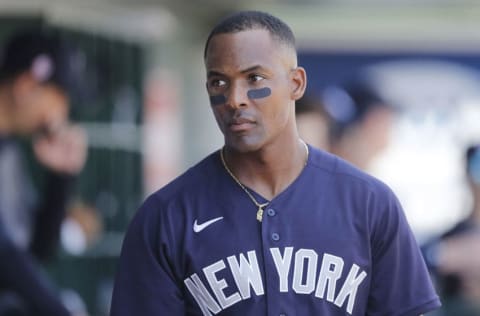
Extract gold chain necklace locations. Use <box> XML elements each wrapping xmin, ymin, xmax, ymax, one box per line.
<box><xmin>220</xmin><ymin>140</ymin><xmax>309</xmax><ymax>222</ymax></box>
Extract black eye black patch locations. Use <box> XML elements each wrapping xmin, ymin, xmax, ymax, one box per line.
<box><xmin>247</xmin><ymin>87</ymin><xmax>271</xmax><ymax>99</ymax></box>
<box><xmin>209</xmin><ymin>95</ymin><xmax>227</xmax><ymax>106</ymax></box>
<box><xmin>209</xmin><ymin>87</ymin><xmax>271</xmax><ymax>106</ymax></box>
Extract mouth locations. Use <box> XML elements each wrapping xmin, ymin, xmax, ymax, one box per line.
<box><xmin>227</xmin><ymin>117</ymin><xmax>256</xmax><ymax>132</ymax></box>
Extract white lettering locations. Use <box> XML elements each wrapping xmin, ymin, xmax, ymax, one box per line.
<box><xmin>292</xmin><ymin>249</ymin><xmax>318</xmax><ymax>294</ymax></box>
<box><xmin>203</xmin><ymin>260</ymin><xmax>241</xmax><ymax>309</ymax></box>
<box><xmin>227</xmin><ymin>250</ymin><xmax>264</xmax><ymax>299</ymax></box>
<box><xmin>270</xmin><ymin>247</ymin><xmax>293</xmax><ymax>292</ymax></box>
<box><xmin>186</xmin><ymin>248</ymin><xmax>368</xmax><ymax>315</ymax></box>
<box><xmin>334</xmin><ymin>264</ymin><xmax>367</xmax><ymax>315</ymax></box>
<box><xmin>315</xmin><ymin>253</ymin><xmax>344</xmax><ymax>302</ymax></box>
<box><xmin>184</xmin><ymin>273</ymin><xmax>221</xmax><ymax>316</ymax></box>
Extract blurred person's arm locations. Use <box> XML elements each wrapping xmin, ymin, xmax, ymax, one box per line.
<box><xmin>0</xmin><ymin>222</ymin><xmax>71</xmax><ymax>316</ymax></box>
<box><xmin>437</xmin><ymin>232</ymin><xmax>480</xmax><ymax>276</ymax></box>
<box><xmin>30</xmin><ymin>171</ymin><xmax>75</xmax><ymax>259</ymax></box>
<box><xmin>423</xmin><ymin>230</ymin><xmax>480</xmax><ymax>306</ymax></box>
<box><xmin>30</xmin><ymin>124</ymin><xmax>87</xmax><ymax>260</ymax></box>
<box><xmin>423</xmin><ymin>228</ymin><xmax>480</xmax><ymax>274</ymax></box>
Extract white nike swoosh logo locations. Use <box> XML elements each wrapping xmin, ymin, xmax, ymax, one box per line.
<box><xmin>193</xmin><ymin>216</ymin><xmax>224</xmax><ymax>233</ymax></box>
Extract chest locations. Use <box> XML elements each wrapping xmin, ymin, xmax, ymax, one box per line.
<box><xmin>178</xmin><ymin>195</ymin><xmax>372</xmax><ymax>315</ymax></box>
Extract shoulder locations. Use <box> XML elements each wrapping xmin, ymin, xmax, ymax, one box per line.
<box><xmin>122</xmin><ymin>151</ymin><xmax>223</xmax><ymax>252</ymax></box>
<box><xmin>307</xmin><ymin>145</ymin><xmax>395</xmax><ymax>199</ymax></box>
<box><xmin>133</xmin><ymin>151</ymin><xmax>222</xmax><ymax>223</ymax></box>
<box><xmin>153</xmin><ymin>150</ymin><xmax>222</xmax><ymax>202</ymax></box>
<box><xmin>306</xmin><ymin>146</ymin><xmax>404</xmax><ymax>236</ymax></box>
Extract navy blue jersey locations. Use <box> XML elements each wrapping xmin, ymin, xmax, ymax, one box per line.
<box><xmin>111</xmin><ymin>146</ymin><xmax>440</xmax><ymax>316</ymax></box>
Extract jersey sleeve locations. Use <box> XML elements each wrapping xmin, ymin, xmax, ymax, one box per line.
<box><xmin>110</xmin><ymin>194</ymin><xmax>185</xmax><ymax>316</ymax></box>
<box><xmin>0</xmin><ymin>221</ymin><xmax>70</xmax><ymax>316</ymax></box>
<box><xmin>30</xmin><ymin>171</ymin><xmax>74</xmax><ymax>260</ymax></box>
<box><xmin>366</xmin><ymin>188</ymin><xmax>441</xmax><ymax>316</ymax></box>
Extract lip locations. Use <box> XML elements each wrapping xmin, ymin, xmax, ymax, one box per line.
<box><xmin>228</xmin><ymin>117</ymin><xmax>256</xmax><ymax>132</ymax></box>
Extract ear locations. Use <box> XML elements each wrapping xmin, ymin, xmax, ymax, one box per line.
<box><xmin>290</xmin><ymin>66</ymin><xmax>307</xmax><ymax>101</ymax></box>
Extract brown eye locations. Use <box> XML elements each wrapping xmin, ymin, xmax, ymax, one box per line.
<box><xmin>207</xmin><ymin>78</ymin><xmax>228</xmax><ymax>95</ymax></box>
<box><xmin>210</xmin><ymin>79</ymin><xmax>227</xmax><ymax>88</ymax></box>
<box><xmin>249</xmin><ymin>74</ymin><xmax>265</xmax><ymax>83</ymax></box>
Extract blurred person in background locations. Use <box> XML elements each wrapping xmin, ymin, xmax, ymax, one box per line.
<box><xmin>423</xmin><ymin>144</ymin><xmax>480</xmax><ymax>316</ymax></box>
<box><xmin>295</xmin><ymin>94</ymin><xmax>332</xmax><ymax>151</ymax></box>
<box><xmin>322</xmin><ymin>77</ymin><xmax>394</xmax><ymax>171</ymax></box>
<box><xmin>0</xmin><ymin>30</ymin><xmax>88</xmax><ymax>316</ymax></box>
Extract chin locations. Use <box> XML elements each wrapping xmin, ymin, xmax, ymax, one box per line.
<box><xmin>224</xmin><ymin>135</ymin><xmax>264</xmax><ymax>153</ymax></box>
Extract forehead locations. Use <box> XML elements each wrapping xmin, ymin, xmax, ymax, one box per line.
<box><xmin>205</xmin><ymin>29</ymin><xmax>290</xmax><ymax>73</ymax></box>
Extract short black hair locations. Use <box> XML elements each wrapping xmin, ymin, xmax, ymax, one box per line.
<box><xmin>204</xmin><ymin>10</ymin><xmax>296</xmax><ymax>59</ymax></box>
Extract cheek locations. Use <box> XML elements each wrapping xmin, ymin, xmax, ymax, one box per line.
<box><xmin>211</xmin><ymin>106</ymin><xmax>227</xmax><ymax>131</ymax></box>
<box><xmin>40</xmin><ymin>91</ymin><xmax>69</xmax><ymax>125</ymax></box>
<box><xmin>268</xmin><ymin>89</ymin><xmax>292</xmax><ymax>120</ymax></box>
<box><xmin>15</xmin><ymin>97</ymin><xmax>44</xmax><ymax>127</ymax></box>
<box><xmin>48</xmin><ymin>99</ymin><xmax>66</xmax><ymax>116</ymax></box>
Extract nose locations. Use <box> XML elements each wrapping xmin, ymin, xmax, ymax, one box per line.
<box><xmin>225</xmin><ymin>81</ymin><xmax>248</xmax><ymax>109</ymax></box>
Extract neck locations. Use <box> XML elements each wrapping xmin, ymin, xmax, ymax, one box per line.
<box><xmin>0</xmin><ymin>84</ymin><xmax>14</xmax><ymax>135</ymax></box>
<box><xmin>223</xmin><ymin>136</ymin><xmax>308</xmax><ymax>200</ymax></box>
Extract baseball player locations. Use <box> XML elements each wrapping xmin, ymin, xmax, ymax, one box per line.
<box><xmin>0</xmin><ymin>30</ymin><xmax>87</xmax><ymax>315</ymax></box>
<box><xmin>422</xmin><ymin>144</ymin><xmax>480</xmax><ymax>315</ymax></box>
<box><xmin>111</xmin><ymin>11</ymin><xmax>440</xmax><ymax>315</ymax></box>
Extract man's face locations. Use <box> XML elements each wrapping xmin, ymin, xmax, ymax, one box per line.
<box><xmin>204</xmin><ymin>29</ymin><xmax>304</xmax><ymax>153</ymax></box>
<box><xmin>12</xmin><ymin>79</ymin><xmax>69</xmax><ymax>136</ymax></box>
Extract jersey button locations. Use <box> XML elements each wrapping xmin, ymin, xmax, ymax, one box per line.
<box><xmin>279</xmin><ymin>313</ymin><xmax>287</xmax><ymax>316</ymax></box>
<box><xmin>266</xmin><ymin>208</ymin><xmax>276</xmax><ymax>217</ymax></box>
<box><xmin>271</xmin><ymin>233</ymin><xmax>280</xmax><ymax>241</ymax></box>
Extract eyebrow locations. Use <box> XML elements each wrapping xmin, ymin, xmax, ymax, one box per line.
<box><xmin>207</xmin><ymin>65</ymin><xmax>265</xmax><ymax>78</ymax></box>
<box><xmin>240</xmin><ymin>65</ymin><xmax>263</xmax><ymax>74</ymax></box>
<box><xmin>207</xmin><ymin>70</ymin><xmax>224</xmax><ymax>78</ymax></box>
